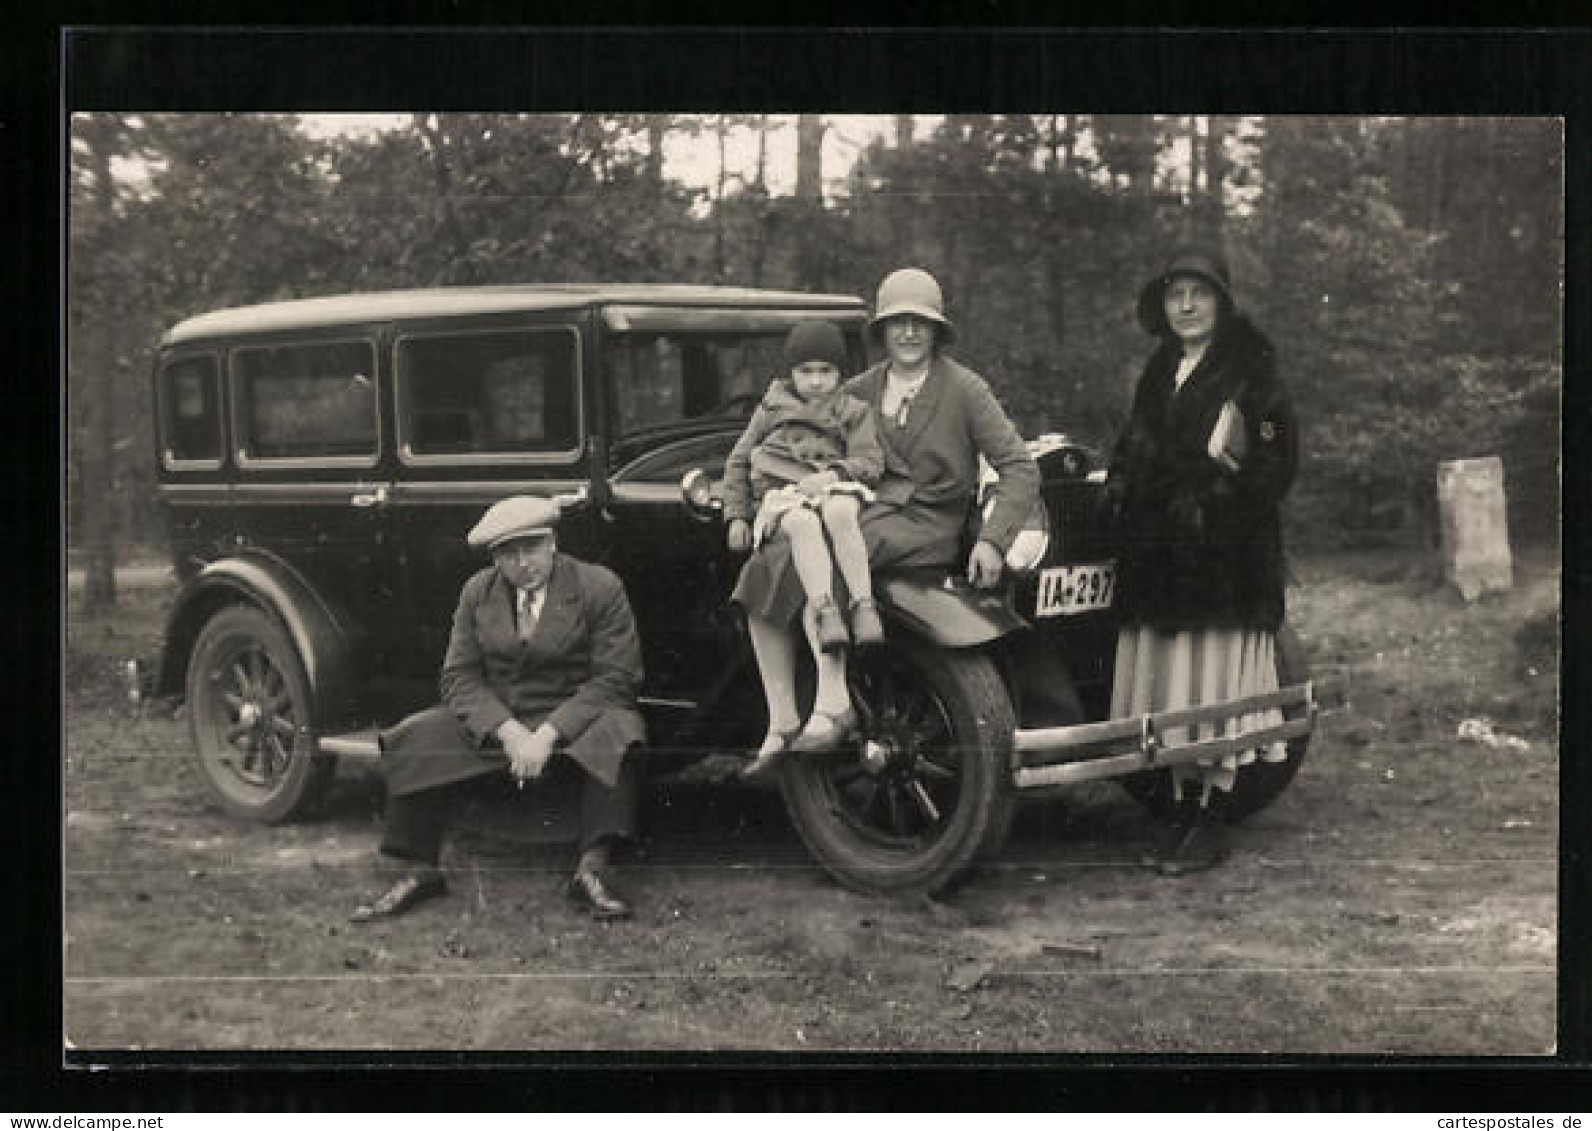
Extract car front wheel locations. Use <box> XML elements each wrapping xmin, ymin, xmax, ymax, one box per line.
<box><xmin>778</xmin><ymin>638</ymin><xmax>1016</xmax><ymax>897</ymax></box>
<box><xmin>187</xmin><ymin>605</ymin><xmax>335</xmax><ymax>822</ymax></box>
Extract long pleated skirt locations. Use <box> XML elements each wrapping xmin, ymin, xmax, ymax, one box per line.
<box><xmin>1109</xmin><ymin>626</ymin><xmax>1290</xmax><ymax>804</ymax></box>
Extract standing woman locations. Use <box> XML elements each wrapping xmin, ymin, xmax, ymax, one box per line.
<box><xmin>730</xmin><ymin>268</ymin><xmax>1039</xmax><ymax>755</ymax></box>
<box><xmin>1104</xmin><ymin>244</ymin><xmax>1299</xmax><ymax>874</ymax></box>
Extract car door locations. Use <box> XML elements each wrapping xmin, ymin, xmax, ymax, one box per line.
<box><xmin>386</xmin><ymin>316</ymin><xmax>593</xmax><ymax>699</ymax></box>
<box><xmin>227</xmin><ymin>332</ymin><xmax>396</xmax><ymax>682</ymax></box>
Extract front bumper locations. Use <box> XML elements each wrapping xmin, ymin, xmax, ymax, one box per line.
<box><xmin>1010</xmin><ymin>681</ymin><xmax>1317</xmax><ymax>789</ymax></box>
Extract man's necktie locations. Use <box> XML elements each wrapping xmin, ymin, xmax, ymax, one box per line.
<box><xmin>517</xmin><ymin>588</ymin><xmax>539</xmax><ymax>641</ymax></box>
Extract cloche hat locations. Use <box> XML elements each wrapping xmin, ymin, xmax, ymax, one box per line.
<box><xmin>1136</xmin><ymin>244</ymin><xmax>1236</xmax><ymax>336</ymax></box>
<box><xmin>867</xmin><ymin>267</ymin><xmax>956</xmax><ymax>344</ymax></box>
<box><xmin>467</xmin><ymin>495</ymin><xmax>560</xmax><ymax>551</ymax></box>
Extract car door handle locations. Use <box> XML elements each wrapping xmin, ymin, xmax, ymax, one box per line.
<box><xmin>550</xmin><ymin>484</ymin><xmax>589</xmax><ymax>510</ymax></box>
<box><xmin>350</xmin><ymin>486</ymin><xmax>389</xmax><ymax>507</ymax></box>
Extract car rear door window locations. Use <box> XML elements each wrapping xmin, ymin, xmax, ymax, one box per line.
<box><xmin>231</xmin><ymin>340</ymin><xmax>378</xmax><ymax>465</ymax></box>
<box><xmin>395</xmin><ymin>327</ymin><xmax>581</xmax><ymax>463</ymax></box>
<box><xmin>158</xmin><ymin>353</ymin><xmax>223</xmax><ymax>467</ymax></box>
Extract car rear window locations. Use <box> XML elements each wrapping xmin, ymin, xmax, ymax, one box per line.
<box><xmin>232</xmin><ymin>340</ymin><xmax>378</xmax><ymax>463</ymax></box>
<box><xmin>396</xmin><ymin>327</ymin><xmax>580</xmax><ymax>460</ymax></box>
<box><xmin>158</xmin><ymin>353</ymin><xmax>223</xmax><ymax>466</ymax></box>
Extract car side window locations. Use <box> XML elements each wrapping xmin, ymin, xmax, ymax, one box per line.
<box><xmin>158</xmin><ymin>354</ymin><xmax>223</xmax><ymax>466</ymax></box>
<box><xmin>605</xmin><ymin>333</ymin><xmax>779</xmax><ymax>439</ymax></box>
<box><xmin>396</xmin><ymin>327</ymin><xmax>580</xmax><ymax>461</ymax></box>
<box><xmin>231</xmin><ymin>340</ymin><xmax>378</xmax><ymax>463</ymax></box>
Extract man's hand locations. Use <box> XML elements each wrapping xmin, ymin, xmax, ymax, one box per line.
<box><xmin>498</xmin><ymin>719</ymin><xmax>557</xmax><ymax>785</ymax></box>
<box><xmin>966</xmin><ymin>539</ymin><xmax>1005</xmax><ymax>589</ymax></box>
<box><xmin>795</xmin><ymin>469</ymin><xmax>840</xmax><ymax>498</ymax></box>
<box><xmin>727</xmin><ymin>519</ymin><xmax>752</xmax><ymax>554</ymax></box>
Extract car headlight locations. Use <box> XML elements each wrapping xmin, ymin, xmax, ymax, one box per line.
<box><xmin>1005</xmin><ymin>527</ymin><xmax>1050</xmax><ymax>573</ymax></box>
<box><xmin>680</xmin><ymin>468</ymin><xmax>723</xmax><ymax>522</ymax></box>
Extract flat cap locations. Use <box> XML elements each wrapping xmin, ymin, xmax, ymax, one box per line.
<box><xmin>467</xmin><ymin>495</ymin><xmax>560</xmax><ymax>551</ymax></box>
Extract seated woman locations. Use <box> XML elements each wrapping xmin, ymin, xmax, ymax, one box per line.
<box><xmin>729</xmin><ymin>267</ymin><xmax>1040</xmax><ymax>755</ymax></box>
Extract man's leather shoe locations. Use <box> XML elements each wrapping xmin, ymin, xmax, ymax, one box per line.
<box><xmin>350</xmin><ymin>867</ymin><xmax>447</xmax><ymax>922</ymax></box>
<box><xmin>565</xmin><ymin>868</ymin><xmax>631</xmax><ymax>920</ymax></box>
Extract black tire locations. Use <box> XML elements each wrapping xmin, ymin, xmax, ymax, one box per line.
<box><xmin>1119</xmin><ymin>624</ymin><xmax>1311</xmax><ymax>824</ymax></box>
<box><xmin>187</xmin><ymin>605</ymin><xmax>335</xmax><ymax>822</ymax></box>
<box><xmin>778</xmin><ymin>638</ymin><xmax>1016</xmax><ymax>897</ymax></box>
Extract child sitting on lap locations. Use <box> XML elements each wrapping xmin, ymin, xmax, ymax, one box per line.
<box><xmin>722</xmin><ymin>321</ymin><xmax>885</xmax><ymax>777</ymax></box>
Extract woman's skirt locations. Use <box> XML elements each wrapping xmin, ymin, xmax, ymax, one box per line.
<box><xmin>730</xmin><ymin>496</ymin><xmax>968</xmax><ymax>624</ymax></box>
<box><xmin>1109</xmin><ymin>625</ymin><xmax>1290</xmax><ymax>803</ymax></box>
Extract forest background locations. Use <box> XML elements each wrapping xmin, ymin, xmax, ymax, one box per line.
<box><xmin>66</xmin><ymin>112</ymin><xmax>1563</xmax><ymax>607</ymax></box>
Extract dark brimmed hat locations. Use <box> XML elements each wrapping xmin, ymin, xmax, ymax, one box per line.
<box><xmin>467</xmin><ymin>495</ymin><xmax>560</xmax><ymax>551</ymax></box>
<box><xmin>783</xmin><ymin>320</ymin><xmax>848</xmax><ymax>372</ymax></box>
<box><xmin>1136</xmin><ymin>244</ymin><xmax>1235</xmax><ymax>336</ymax></box>
<box><xmin>867</xmin><ymin>267</ymin><xmax>956</xmax><ymax>345</ymax></box>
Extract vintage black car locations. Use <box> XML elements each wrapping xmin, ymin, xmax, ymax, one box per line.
<box><xmin>143</xmin><ymin>284</ymin><xmax>1316</xmax><ymax>896</ymax></box>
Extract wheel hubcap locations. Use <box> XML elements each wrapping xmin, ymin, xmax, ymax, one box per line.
<box><xmin>821</xmin><ymin>654</ymin><xmax>963</xmax><ymax>845</ymax></box>
<box><xmin>206</xmin><ymin>644</ymin><xmax>296</xmax><ymax>791</ymax></box>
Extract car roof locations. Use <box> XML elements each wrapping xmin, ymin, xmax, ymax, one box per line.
<box><xmin>162</xmin><ymin>284</ymin><xmax>868</xmax><ymax>346</ymax></box>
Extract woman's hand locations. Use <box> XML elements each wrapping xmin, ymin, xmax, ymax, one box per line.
<box><xmin>966</xmin><ymin>539</ymin><xmax>1005</xmax><ymax>589</ymax></box>
<box><xmin>727</xmin><ymin>519</ymin><xmax>752</xmax><ymax>554</ymax></box>
<box><xmin>1166</xmin><ymin>491</ymin><xmax>1206</xmax><ymax>540</ymax></box>
<box><xmin>498</xmin><ymin>719</ymin><xmax>556</xmax><ymax>785</ymax></box>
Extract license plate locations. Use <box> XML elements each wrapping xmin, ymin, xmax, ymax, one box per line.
<box><xmin>1035</xmin><ymin>562</ymin><xmax>1116</xmax><ymax>617</ymax></box>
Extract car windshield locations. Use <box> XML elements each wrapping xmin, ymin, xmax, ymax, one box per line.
<box><xmin>604</xmin><ymin>331</ymin><xmax>789</xmax><ymax>439</ymax></box>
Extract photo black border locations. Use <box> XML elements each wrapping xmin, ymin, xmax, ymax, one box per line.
<box><xmin>20</xmin><ymin>16</ymin><xmax>1592</xmax><ymax>1111</ymax></box>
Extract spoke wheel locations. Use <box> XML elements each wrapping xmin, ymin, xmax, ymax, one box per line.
<box><xmin>187</xmin><ymin>606</ymin><xmax>333</xmax><ymax>822</ymax></box>
<box><xmin>1119</xmin><ymin>624</ymin><xmax>1312</xmax><ymax>824</ymax></box>
<box><xmin>779</xmin><ymin>638</ymin><xmax>1015</xmax><ymax>896</ymax></box>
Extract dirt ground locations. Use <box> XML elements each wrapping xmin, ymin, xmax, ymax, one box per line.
<box><xmin>61</xmin><ymin>548</ymin><xmax>1560</xmax><ymax>1054</ymax></box>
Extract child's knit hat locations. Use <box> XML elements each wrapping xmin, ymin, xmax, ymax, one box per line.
<box><xmin>783</xmin><ymin>320</ymin><xmax>848</xmax><ymax>372</ymax></box>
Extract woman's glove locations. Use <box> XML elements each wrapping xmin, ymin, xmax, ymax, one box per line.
<box><xmin>1165</xmin><ymin>490</ymin><xmax>1206</xmax><ymax>540</ymax></box>
<box><xmin>1098</xmin><ymin>477</ymin><xmax>1128</xmax><ymax>532</ymax></box>
<box><xmin>726</xmin><ymin>519</ymin><xmax>752</xmax><ymax>554</ymax></box>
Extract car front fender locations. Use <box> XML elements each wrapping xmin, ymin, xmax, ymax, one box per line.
<box><xmin>154</xmin><ymin>553</ymin><xmax>361</xmax><ymax>728</ymax></box>
<box><xmin>877</xmin><ymin>570</ymin><xmax>1029</xmax><ymax>648</ymax></box>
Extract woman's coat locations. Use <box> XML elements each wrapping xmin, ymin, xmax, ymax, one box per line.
<box><xmin>1106</xmin><ymin>315</ymin><xmax>1298</xmax><ymax>631</ymax></box>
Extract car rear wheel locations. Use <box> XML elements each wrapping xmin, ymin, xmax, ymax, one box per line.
<box><xmin>1119</xmin><ymin>623</ymin><xmax>1311</xmax><ymax>823</ymax></box>
<box><xmin>187</xmin><ymin>605</ymin><xmax>335</xmax><ymax>822</ymax></box>
<box><xmin>778</xmin><ymin>638</ymin><xmax>1015</xmax><ymax>897</ymax></box>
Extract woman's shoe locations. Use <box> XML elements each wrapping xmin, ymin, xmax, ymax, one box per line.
<box><xmin>849</xmin><ymin>597</ymin><xmax>886</xmax><ymax>648</ymax></box>
<box><xmin>790</xmin><ymin>707</ymin><xmax>858</xmax><ymax>753</ymax></box>
<box><xmin>1148</xmin><ymin>804</ymin><xmax>1230</xmax><ymax>876</ymax></box>
<box><xmin>811</xmin><ymin>595</ymin><xmax>851</xmax><ymax>653</ymax></box>
<box><xmin>740</xmin><ymin>726</ymin><xmax>800</xmax><ymax>779</ymax></box>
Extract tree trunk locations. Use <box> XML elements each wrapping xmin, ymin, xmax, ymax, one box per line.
<box><xmin>1203</xmin><ymin>114</ymin><xmax>1226</xmax><ymax>238</ymax></box>
<box><xmin>714</xmin><ymin>115</ymin><xmax>729</xmax><ymax>279</ymax></box>
<box><xmin>78</xmin><ymin>117</ymin><xmax>119</xmax><ymax>610</ymax></box>
<box><xmin>795</xmin><ymin>115</ymin><xmax>825</xmax><ymax>203</ymax></box>
<box><xmin>417</xmin><ymin>115</ymin><xmax>477</xmax><ymax>284</ymax></box>
<box><xmin>645</xmin><ymin>115</ymin><xmax>665</xmax><ymax>192</ymax></box>
<box><xmin>894</xmin><ymin>115</ymin><xmax>914</xmax><ymax>152</ymax></box>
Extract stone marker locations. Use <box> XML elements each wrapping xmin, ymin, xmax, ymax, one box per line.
<box><xmin>1436</xmin><ymin>456</ymin><xmax>1512</xmax><ymax>600</ymax></box>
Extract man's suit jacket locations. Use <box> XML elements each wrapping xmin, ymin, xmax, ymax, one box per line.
<box><xmin>381</xmin><ymin>553</ymin><xmax>645</xmax><ymax>795</ymax></box>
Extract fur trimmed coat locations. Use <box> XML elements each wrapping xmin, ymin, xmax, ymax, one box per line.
<box><xmin>1105</xmin><ymin>315</ymin><xmax>1298</xmax><ymax>631</ymax></box>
